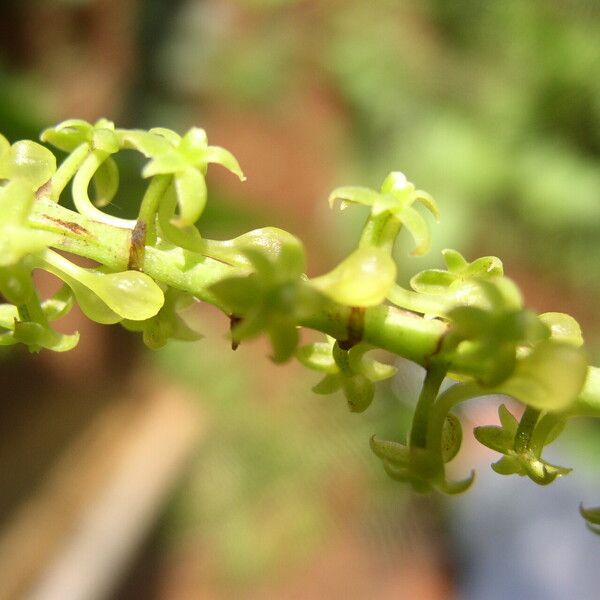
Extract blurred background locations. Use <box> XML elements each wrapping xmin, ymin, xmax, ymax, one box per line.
<box><xmin>1</xmin><ymin>1</ymin><xmax>599</xmax><ymax>598</ymax></box>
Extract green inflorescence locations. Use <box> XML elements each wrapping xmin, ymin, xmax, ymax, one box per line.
<box><xmin>1</xmin><ymin>120</ymin><xmax>599</xmax><ymax>530</ymax></box>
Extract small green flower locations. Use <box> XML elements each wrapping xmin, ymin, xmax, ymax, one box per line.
<box><xmin>122</xmin><ymin>288</ymin><xmax>202</xmax><ymax>349</ymax></box>
<box><xmin>388</xmin><ymin>249</ymin><xmax>505</xmax><ymax>317</ymax></box>
<box><xmin>43</xmin><ymin>119</ymin><xmax>132</xmax><ymax>225</ymax></box>
<box><xmin>41</xmin><ymin>118</ymin><xmax>119</xmax><ymax>153</ymax></box>
<box><xmin>297</xmin><ymin>337</ymin><xmax>396</xmax><ymax>412</ymax></box>
<box><xmin>328</xmin><ymin>171</ymin><xmax>440</xmax><ymax>255</ymax></box>
<box><xmin>411</xmin><ymin>248</ymin><xmax>503</xmax><ymax>294</ymax></box>
<box><xmin>370</xmin><ymin>414</ymin><xmax>474</xmax><ymax>495</ymax></box>
<box><xmin>443</xmin><ymin>278</ymin><xmax>549</xmax><ymax>386</ymax></box>
<box><xmin>475</xmin><ymin>404</ymin><xmax>571</xmax><ymax>485</ymax></box>
<box><xmin>41</xmin><ymin>119</ymin><xmax>121</xmax><ymax>204</ymax></box>
<box><xmin>0</xmin><ymin>272</ymin><xmax>78</xmax><ymax>353</ymax></box>
<box><xmin>142</xmin><ymin>127</ymin><xmax>245</xmax><ymax>228</ymax></box>
<box><xmin>210</xmin><ymin>234</ymin><xmax>322</xmax><ymax>363</ymax></box>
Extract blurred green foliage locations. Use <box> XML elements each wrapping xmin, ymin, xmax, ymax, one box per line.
<box><xmin>154</xmin><ymin>330</ymin><xmax>413</xmax><ymax>586</ymax></box>
<box><xmin>157</xmin><ymin>0</ymin><xmax>600</xmax><ymax>291</ymax></box>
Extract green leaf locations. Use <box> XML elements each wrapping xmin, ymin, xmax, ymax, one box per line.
<box><xmin>143</xmin><ymin>152</ymin><xmax>189</xmax><ymax>177</ymax></box>
<box><xmin>208</xmin><ymin>227</ymin><xmax>306</xmax><ymax>269</ymax></box>
<box><xmin>42</xmin><ymin>285</ymin><xmax>75</xmax><ymax>321</ymax></box>
<box><xmin>148</xmin><ymin>127</ymin><xmax>181</xmax><ymax>146</ymax></box>
<box><xmin>312</xmin><ymin>373</ymin><xmax>341</xmax><ymax>395</ymax></box>
<box><xmin>498</xmin><ymin>404</ymin><xmax>518</xmax><ymax>435</ymax></box>
<box><xmin>172</xmin><ymin>167</ymin><xmax>207</xmax><ymax>226</ymax></box>
<box><xmin>229</xmin><ymin>308</ymin><xmax>269</xmax><ymax>341</ymax></box>
<box><xmin>465</xmin><ymin>256</ymin><xmax>504</xmax><ymax>278</ymax></box>
<box><xmin>311</xmin><ymin>247</ymin><xmax>396</xmax><ymax>307</ymax></box>
<box><xmin>210</xmin><ymin>276</ymin><xmax>261</xmax><ymax>314</ymax></box>
<box><xmin>327</xmin><ymin>185</ymin><xmax>380</xmax><ymax>210</ymax></box>
<box><xmin>369</xmin><ymin>435</ymin><xmax>410</xmax><ymax>465</ymax></box>
<box><xmin>495</xmin><ymin>341</ymin><xmax>588</xmax><ymax>412</ymax></box>
<box><xmin>201</xmin><ymin>145</ymin><xmax>246</xmax><ymax>181</ymax></box>
<box><xmin>117</xmin><ymin>129</ymin><xmax>172</xmax><ymax>157</ymax></box>
<box><xmin>40</xmin><ymin>251</ymin><xmax>164</xmax><ymax>323</ymax></box>
<box><xmin>178</xmin><ymin>127</ymin><xmax>208</xmax><ymax>157</ymax></box>
<box><xmin>491</xmin><ymin>455</ymin><xmax>523</xmax><ymax>476</ymax></box>
<box><xmin>347</xmin><ymin>344</ymin><xmax>396</xmax><ymax>381</ymax></box>
<box><xmin>156</xmin><ymin>186</ymin><xmax>204</xmax><ymax>252</ymax></box>
<box><xmin>268</xmin><ymin>319</ymin><xmax>299</xmax><ymax>363</ymax></box>
<box><xmin>438</xmin><ymin>470</ymin><xmax>475</xmax><ymax>494</ymax></box>
<box><xmin>396</xmin><ymin>205</ymin><xmax>431</xmax><ymax>256</ymax></box>
<box><xmin>442</xmin><ymin>249</ymin><xmax>468</xmax><ymax>272</ymax></box>
<box><xmin>296</xmin><ymin>341</ymin><xmax>337</xmax><ymax>373</ymax></box>
<box><xmin>92</xmin><ymin>127</ymin><xmax>119</xmax><ymax>154</ymax></box>
<box><xmin>473</xmin><ymin>425</ymin><xmax>514</xmax><ymax>453</ymax></box>
<box><xmin>539</xmin><ymin>312</ymin><xmax>583</xmax><ymax>347</ymax></box>
<box><xmin>381</xmin><ymin>458</ymin><xmax>432</xmax><ymax>493</ymax></box>
<box><xmin>410</xmin><ymin>269</ymin><xmax>456</xmax><ymax>295</ymax></box>
<box><xmin>41</xmin><ymin>119</ymin><xmax>94</xmax><ymax>152</ymax></box>
<box><xmin>0</xmin><ymin>140</ymin><xmax>56</xmax><ymax>189</ymax></box>
<box><xmin>90</xmin><ymin>270</ymin><xmax>164</xmax><ymax>321</ymax></box>
<box><xmin>522</xmin><ymin>457</ymin><xmax>570</xmax><ymax>486</ymax></box>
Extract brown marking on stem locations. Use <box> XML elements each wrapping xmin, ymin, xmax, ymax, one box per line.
<box><xmin>36</xmin><ymin>180</ymin><xmax>52</xmax><ymax>200</ymax></box>
<box><xmin>338</xmin><ymin>306</ymin><xmax>365</xmax><ymax>350</ymax></box>
<box><xmin>128</xmin><ymin>219</ymin><xmax>147</xmax><ymax>271</ymax></box>
<box><xmin>43</xmin><ymin>215</ymin><xmax>90</xmax><ymax>237</ymax></box>
<box><xmin>229</xmin><ymin>314</ymin><xmax>243</xmax><ymax>350</ymax></box>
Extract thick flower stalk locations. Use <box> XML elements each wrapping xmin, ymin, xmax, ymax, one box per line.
<box><xmin>1</xmin><ymin>121</ymin><xmax>599</xmax><ymax>529</ymax></box>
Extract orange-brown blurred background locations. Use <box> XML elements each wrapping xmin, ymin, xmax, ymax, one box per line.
<box><xmin>1</xmin><ymin>1</ymin><xmax>599</xmax><ymax>599</ymax></box>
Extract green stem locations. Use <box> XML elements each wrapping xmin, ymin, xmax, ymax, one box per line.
<box><xmin>72</xmin><ymin>150</ymin><xmax>135</xmax><ymax>229</ymax></box>
<box><xmin>530</xmin><ymin>413</ymin><xmax>561</xmax><ymax>456</ymax></box>
<box><xmin>410</xmin><ymin>363</ymin><xmax>448</xmax><ymax>449</ymax></box>
<box><xmin>427</xmin><ymin>382</ymin><xmax>483</xmax><ymax>457</ymax></box>
<box><xmin>387</xmin><ymin>284</ymin><xmax>451</xmax><ymax>316</ymax></box>
<box><xmin>359</xmin><ymin>213</ymin><xmax>400</xmax><ymax>253</ymax></box>
<box><xmin>514</xmin><ymin>406</ymin><xmax>540</xmax><ymax>453</ymax></box>
<box><xmin>137</xmin><ymin>174</ymin><xmax>172</xmax><ymax>244</ymax></box>
<box><xmin>49</xmin><ymin>143</ymin><xmax>90</xmax><ymax>201</ymax></box>
<box><xmin>157</xmin><ymin>186</ymin><xmax>204</xmax><ymax>252</ymax></box>
<box><xmin>332</xmin><ymin>341</ymin><xmax>352</xmax><ymax>373</ymax></box>
<box><xmin>23</xmin><ymin>194</ymin><xmax>600</xmax><ymax>417</ymax></box>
